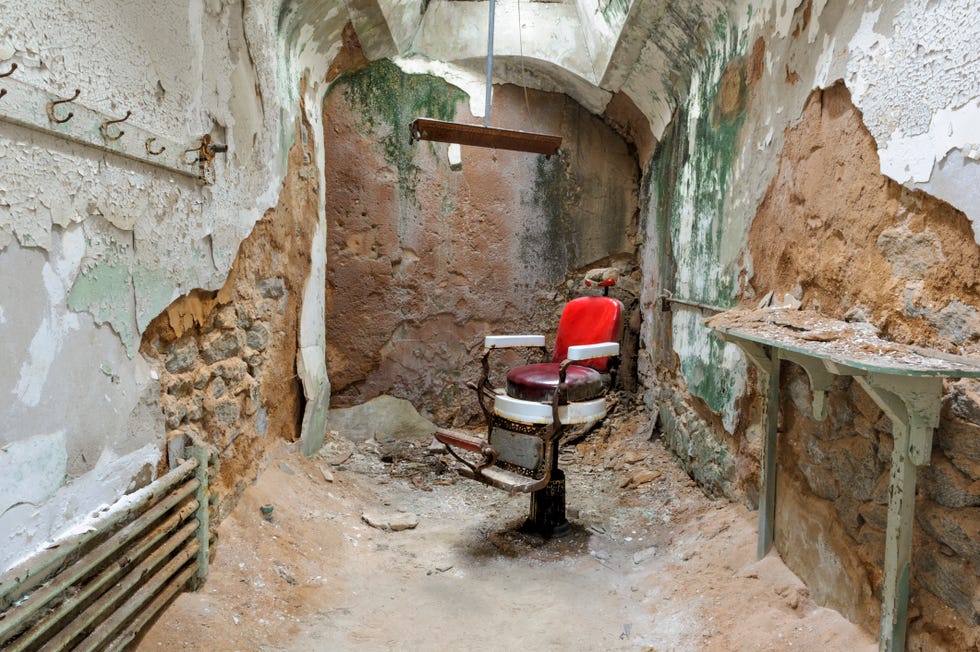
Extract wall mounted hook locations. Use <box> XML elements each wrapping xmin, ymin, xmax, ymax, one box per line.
<box><xmin>145</xmin><ymin>137</ymin><xmax>165</xmax><ymax>155</ymax></box>
<box><xmin>47</xmin><ymin>88</ymin><xmax>80</xmax><ymax>124</ymax></box>
<box><xmin>100</xmin><ymin>110</ymin><xmax>131</xmax><ymax>141</ymax></box>
<box><xmin>182</xmin><ymin>145</ymin><xmax>201</xmax><ymax>166</ymax></box>
<box><xmin>0</xmin><ymin>62</ymin><xmax>16</xmax><ymax>78</ymax></box>
<box><xmin>0</xmin><ymin>89</ymin><xmax>6</xmax><ymax>100</ymax></box>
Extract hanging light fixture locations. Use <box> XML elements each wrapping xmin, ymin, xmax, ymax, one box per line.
<box><xmin>408</xmin><ymin>0</ymin><xmax>562</xmax><ymax>157</ymax></box>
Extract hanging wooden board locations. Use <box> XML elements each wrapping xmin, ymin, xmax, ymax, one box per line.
<box><xmin>409</xmin><ymin>118</ymin><xmax>561</xmax><ymax>156</ymax></box>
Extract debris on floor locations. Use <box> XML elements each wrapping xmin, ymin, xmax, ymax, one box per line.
<box><xmin>137</xmin><ymin>400</ymin><xmax>875</xmax><ymax>651</ymax></box>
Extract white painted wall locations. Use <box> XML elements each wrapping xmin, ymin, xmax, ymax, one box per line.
<box><xmin>0</xmin><ymin>0</ymin><xmax>305</xmax><ymax>571</ymax></box>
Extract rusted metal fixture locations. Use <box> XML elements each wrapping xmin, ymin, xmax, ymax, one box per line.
<box><xmin>409</xmin><ymin>118</ymin><xmax>562</xmax><ymax>156</ymax></box>
<box><xmin>0</xmin><ymin>75</ymin><xmax>199</xmax><ymax>178</ymax></box>
<box><xmin>99</xmin><ymin>109</ymin><xmax>131</xmax><ymax>141</ymax></box>
<box><xmin>183</xmin><ymin>134</ymin><xmax>228</xmax><ymax>185</ymax></box>
<box><xmin>0</xmin><ymin>63</ymin><xmax>13</xmax><ymax>101</ymax></box>
<box><xmin>409</xmin><ymin>0</ymin><xmax>562</xmax><ymax>157</ymax></box>
<box><xmin>660</xmin><ymin>290</ymin><xmax>726</xmax><ymax>313</ymax></box>
<box><xmin>0</xmin><ymin>457</ymin><xmax>199</xmax><ymax>611</ymax></box>
<box><xmin>46</xmin><ymin>88</ymin><xmax>80</xmax><ymax>124</ymax></box>
<box><xmin>145</xmin><ymin>137</ymin><xmax>165</xmax><ymax>155</ymax></box>
<box><xmin>0</xmin><ymin>448</ymin><xmax>214</xmax><ymax>651</ymax></box>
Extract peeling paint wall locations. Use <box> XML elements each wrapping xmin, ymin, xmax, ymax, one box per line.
<box><xmin>140</xmin><ymin>122</ymin><xmax>319</xmax><ymax>523</ymax></box>
<box><xmin>635</xmin><ymin>0</ymin><xmax>980</xmax><ymax>644</ymax></box>
<box><xmin>4</xmin><ymin>0</ymin><xmax>980</xmax><ymax>638</ymax></box>
<box><xmin>749</xmin><ymin>83</ymin><xmax>980</xmax><ymax>644</ymax></box>
<box><xmin>0</xmin><ymin>0</ymin><xmax>309</xmax><ymax>571</ymax></box>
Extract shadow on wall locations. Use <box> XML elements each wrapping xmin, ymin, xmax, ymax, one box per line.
<box><xmin>139</xmin><ymin>117</ymin><xmax>319</xmax><ymax>523</ymax></box>
<box><xmin>322</xmin><ymin>59</ymin><xmax>641</xmax><ymax>427</ymax></box>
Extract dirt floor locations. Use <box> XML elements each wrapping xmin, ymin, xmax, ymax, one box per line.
<box><xmin>138</xmin><ymin>399</ymin><xmax>875</xmax><ymax>651</ymax></box>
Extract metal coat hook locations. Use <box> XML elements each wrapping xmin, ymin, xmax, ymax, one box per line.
<box><xmin>0</xmin><ymin>89</ymin><xmax>6</xmax><ymax>100</ymax></box>
<box><xmin>47</xmin><ymin>88</ymin><xmax>80</xmax><ymax>124</ymax></box>
<box><xmin>100</xmin><ymin>110</ymin><xmax>131</xmax><ymax>141</ymax></box>
<box><xmin>182</xmin><ymin>145</ymin><xmax>201</xmax><ymax>166</ymax></box>
<box><xmin>145</xmin><ymin>137</ymin><xmax>165</xmax><ymax>155</ymax></box>
<box><xmin>0</xmin><ymin>62</ymin><xmax>16</xmax><ymax>78</ymax></box>
<box><xmin>182</xmin><ymin>134</ymin><xmax>227</xmax><ymax>185</ymax></box>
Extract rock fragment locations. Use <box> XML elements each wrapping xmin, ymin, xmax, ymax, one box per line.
<box><xmin>361</xmin><ymin>510</ymin><xmax>419</xmax><ymax>532</ymax></box>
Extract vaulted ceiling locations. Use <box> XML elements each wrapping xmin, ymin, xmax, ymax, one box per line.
<box><xmin>277</xmin><ymin>0</ymin><xmax>735</xmax><ymax>138</ymax></box>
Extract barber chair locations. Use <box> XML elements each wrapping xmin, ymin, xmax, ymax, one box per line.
<box><xmin>436</xmin><ymin>270</ymin><xmax>623</xmax><ymax>536</ymax></box>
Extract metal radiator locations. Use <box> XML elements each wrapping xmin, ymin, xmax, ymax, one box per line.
<box><xmin>0</xmin><ymin>446</ymin><xmax>213</xmax><ymax>651</ymax></box>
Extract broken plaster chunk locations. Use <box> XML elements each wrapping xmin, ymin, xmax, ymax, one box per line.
<box><xmin>757</xmin><ymin>290</ymin><xmax>774</xmax><ymax>309</ymax></box>
<box><xmin>361</xmin><ymin>510</ymin><xmax>419</xmax><ymax>532</ymax></box>
<box><xmin>620</xmin><ymin>469</ymin><xmax>661</xmax><ymax>489</ymax></box>
<box><xmin>773</xmin><ymin>294</ymin><xmax>802</xmax><ymax>310</ymax></box>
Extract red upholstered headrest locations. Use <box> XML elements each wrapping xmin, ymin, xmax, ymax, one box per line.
<box><xmin>552</xmin><ymin>296</ymin><xmax>623</xmax><ymax>373</ymax></box>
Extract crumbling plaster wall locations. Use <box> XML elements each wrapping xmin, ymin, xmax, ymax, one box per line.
<box><xmin>753</xmin><ymin>83</ymin><xmax>980</xmax><ymax>646</ymax></box>
<box><xmin>140</xmin><ymin>120</ymin><xmax>319</xmax><ymax>523</ymax></box>
<box><xmin>0</xmin><ymin>0</ymin><xmax>337</xmax><ymax>571</ymax></box>
<box><xmin>638</xmin><ymin>0</ymin><xmax>980</xmax><ymax>494</ymax></box>
<box><xmin>323</xmin><ymin>59</ymin><xmax>640</xmax><ymax>425</ymax></box>
<box><xmin>634</xmin><ymin>0</ymin><xmax>980</xmax><ymax>644</ymax></box>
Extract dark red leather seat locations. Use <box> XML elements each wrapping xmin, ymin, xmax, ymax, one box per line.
<box><xmin>506</xmin><ymin>363</ymin><xmax>605</xmax><ymax>403</ymax></box>
<box><xmin>504</xmin><ymin>295</ymin><xmax>622</xmax><ymax>404</ymax></box>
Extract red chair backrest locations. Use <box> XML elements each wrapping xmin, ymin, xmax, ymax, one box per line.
<box><xmin>552</xmin><ymin>296</ymin><xmax>623</xmax><ymax>373</ymax></box>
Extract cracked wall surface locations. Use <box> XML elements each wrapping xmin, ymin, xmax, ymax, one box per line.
<box><xmin>323</xmin><ymin>61</ymin><xmax>639</xmax><ymax>425</ymax></box>
<box><xmin>752</xmin><ymin>84</ymin><xmax>980</xmax><ymax>646</ymax></box>
<box><xmin>0</xmin><ymin>0</ymin><xmax>314</xmax><ymax>571</ymax></box>
<box><xmin>140</xmin><ymin>120</ymin><xmax>319</xmax><ymax>523</ymax></box>
<box><xmin>636</xmin><ymin>0</ymin><xmax>980</xmax><ymax>644</ymax></box>
<box><xmin>3</xmin><ymin>0</ymin><xmax>980</xmax><ymax>639</ymax></box>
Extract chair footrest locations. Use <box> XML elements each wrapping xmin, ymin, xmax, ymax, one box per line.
<box><xmin>460</xmin><ymin>465</ymin><xmax>546</xmax><ymax>494</ymax></box>
<box><xmin>435</xmin><ymin>428</ymin><xmax>485</xmax><ymax>453</ymax></box>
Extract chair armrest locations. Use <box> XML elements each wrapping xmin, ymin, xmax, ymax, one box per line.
<box><xmin>567</xmin><ymin>342</ymin><xmax>620</xmax><ymax>360</ymax></box>
<box><xmin>434</xmin><ymin>429</ymin><xmax>485</xmax><ymax>453</ymax></box>
<box><xmin>485</xmin><ymin>335</ymin><xmax>546</xmax><ymax>348</ymax></box>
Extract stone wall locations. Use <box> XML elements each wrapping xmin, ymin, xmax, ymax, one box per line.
<box><xmin>748</xmin><ymin>84</ymin><xmax>980</xmax><ymax>647</ymax></box>
<box><xmin>635</xmin><ymin>2</ymin><xmax>980</xmax><ymax>646</ymax></box>
<box><xmin>323</xmin><ymin>60</ymin><xmax>641</xmax><ymax>426</ymax></box>
<box><xmin>140</xmin><ymin>118</ymin><xmax>318</xmax><ymax>521</ymax></box>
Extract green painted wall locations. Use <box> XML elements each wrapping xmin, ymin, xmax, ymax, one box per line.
<box><xmin>657</xmin><ymin>16</ymin><xmax>749</xmax><ymax>417</ymax></box>
<box><xmin>329</xmin><ymin>60</ymin><xmax>466</xmax><ymax>200</ymax></box>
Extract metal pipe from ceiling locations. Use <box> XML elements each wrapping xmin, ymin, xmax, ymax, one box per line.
<box><xmin>484</xmin><ymin>0</ymin><xmax>495</xmax><ymax>127</ymax></box>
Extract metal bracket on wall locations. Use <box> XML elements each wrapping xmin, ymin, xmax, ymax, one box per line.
<box><xmin>659</xmin><ymin>291</ymin><xmax>727</xmax><ymax>314</ymax></box>
<box><xmin>710</xmin><ymin>311</ymin><xmax>980</xmax><ymax>652</ymax></box>
<box><xmin>0</xmin><ymin>72</ymin><xmax>218</xmax><ymax>183</ymax></box>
